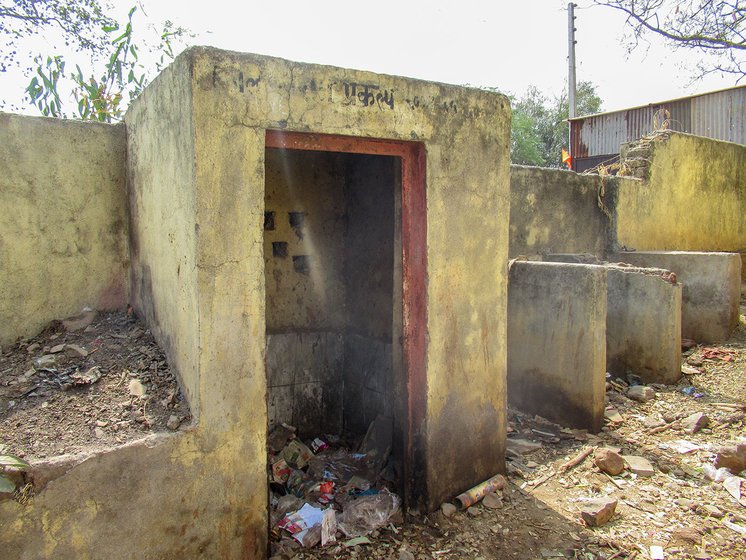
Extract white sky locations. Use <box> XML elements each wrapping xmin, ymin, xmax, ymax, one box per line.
<box><xmin>1</xmin><ymin>0</ymin><xmax>740</xmax><ymax>116</ymax></box>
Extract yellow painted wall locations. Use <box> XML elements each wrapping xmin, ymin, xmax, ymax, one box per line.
<box><xmin>0</xmin><ymin>114</ymin><xmax>128</xmax><ymax>347</ymax></box>
<box><xmin>0</xmin><ymin>48</ymin><xmax>512</xmax><ymax>559</ymax></box>
<box><xmin>125</xmin><ymin>55</ymin><xmax>201</xmax><ymax>417</ymax></box>
<box><xmin>615</xmin><ymin>132</ymin><xmax>746</xmax><ymax>256</ymax></box>
<box><xmin>264</xmin><ymin>149</ymin><xmax>347</xmax><ymax>332</ymax></box>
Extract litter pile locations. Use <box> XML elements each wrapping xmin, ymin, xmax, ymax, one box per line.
<box><xmin>268</xmin><ymin>415</ymin><xmax>401</xmax><ymax>554</ymax></box>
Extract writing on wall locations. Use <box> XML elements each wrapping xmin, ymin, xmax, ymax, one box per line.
<box><xmin>341</xmin><ymin>82</ymin><xmax>395</xmax><ymax>111</ymax></box>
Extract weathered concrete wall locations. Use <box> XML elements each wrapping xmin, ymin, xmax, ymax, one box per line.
<box><xmin>0</xmin><ymin>433</ymin><xmax>249</xmax><ymax>559</ymax></box>
<box><xmin>0</xmin><ymin>113</ymin><xmax>128</xmax><ymax>347</ymax></box>
<box><xmin>613</xmin><ymin>132</ymin><xmax>746</xmax><ymax>263</ymax></box>
<box><xmin>343</xmin><ymin>155</ymin><xmax>396</xmax><ymax>434</ymax></box>
<box><xmin>264</xmin><ymin>149</ymin><xmax>347</xmax><ymax>332</ymax></box>
<box><xmin>508</xmin><ymin>261</ymin><xmax>607</xmax><ymax>432</ymax></box>
<box><xmin>544</xmin><ymin>255</ymin><xmax>683</xmax><ymax>385</ymax></box>
<box><xmin>126</xmin><ymin>55</ymin><xmax>200</xmax><ymax>415</ymax></box>
<box><xmin>266</xmin><ymin>332</ymin><xmax>344</xmax><ymax>437</ymax></box>
<box><xmin>0</xmin><ymin>48</ymin><xmax>512</xmax><ymax>559</ymax></box>
<box><xmin>509</xmin><ymin>165</ymin><xmax>615</xmax><ymax>259</ymax></box>
<box><xmin>190</xmin><ymin>47</ymin><xmax>511</xmax><ymax>522</ymax></box>
<box><xmin>606</xmin><ymin>266</ymin><xmax>682</xmax><ymax>384</ymax></box>
<box><xmin>609</xmin><ymin>251</ymin><xmax>742</xmax><ymax>343</ymax></box>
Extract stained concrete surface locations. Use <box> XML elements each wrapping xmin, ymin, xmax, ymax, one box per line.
<box><xmin>0</xmin><ymin>114</ymin><xmax>128</xmax><ymax>347</ymax></box>
<box><xmin>0</xmin><ymin>47</ymin><xmax>512</xmax><ymax>559</ymax></box>
<box><xmin>507</xmin><ymin>261</ymin><xmax>607</xmax><ymax>432</ymax></box>
<box><xmin>545</xmin><ymin>254</ymin><xmax>682</xmax><ymax>384</ymax></box>
<box><xmin>610</xmin><ymin>251</ymin><xmax>741</xmax><ymax>343</ymax></box>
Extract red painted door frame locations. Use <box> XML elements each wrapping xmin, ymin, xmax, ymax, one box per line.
<box><xmin>265</xmin><ymin>130</ymin><xmax>427</xmax><ymax>506</ymax></box>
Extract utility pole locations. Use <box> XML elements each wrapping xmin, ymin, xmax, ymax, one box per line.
<box><xmin>568</xmin><ymin>2</ymin><xmax>577</xmax><ymax>119</ymax></box>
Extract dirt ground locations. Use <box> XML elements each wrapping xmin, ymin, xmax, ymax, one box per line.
<box><xmin>0</xmin><ymin>310</ymin><xmax>191</xmax><ymax>461</ymax></box>
<box><xmin>280</xmin><ymin>297</ymin><xmax>746</xmax><ymax>560</ymax></box>
<box><xmin>2</xmin><ymin>298</ymin><xmax>745</xmax><ymax>560</ymax></box>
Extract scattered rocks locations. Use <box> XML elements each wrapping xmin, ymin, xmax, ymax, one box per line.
<box><xmin>49</xmin><ymin>344</ymin><xmax>66</xmax><ymax>354</ymax></box>
<box><xmin>594</xmin><ymin>448</ymin><xmax>625</xmax><ymax>476</ymax></box>
<box><xmin>64</xmin><ymin>344</ymin><xmax>88</xmax><ymax>358</ymax></box>
<box><xmin>166</xmin><ymin>415</ymin><xmax>181</xmax><ymax>431</ymax></box>
<box><xmin>642</xmin><ymin>416</ymin><xmax>666</xmax><ymax>428</ymax></box>
<box><xmin>33</xmin><ymin>354</ymin><xmax>56</xmax><ymax>369</ymax></box>
<box><xmin>714</xmin><ymin>442</ymin><xmax>746</xmax><ymax>474</ymax></box>
<box><xmin>700</xmin><ymin>504</ymin><xmax>725</xmax><ymax>519</ymax></box>
<box><xmin>623</xmin><ymin>455</ymin><xmax>655</xmax><ymax>477</ymax></box>
<box><xmin>627</xmin><ymin>385</ymin><xmax>655</xmax><ymax>402</ymax></box>
<box><xmin>482</xmin><ymin>492</ymin><xmax>502</xmax><ymax>509</ymax></box>
<box><xmin>506</xmin><ymin>438</ymin><xmax>542</xmax><ymax>455</ymax></box>
<box><xmin>671</xmin><ymin>526</ymin><xmax>703</xmax><ymax>544</ymax></box>
<box><xmin>681</xmin><ymin>412</ymin><xmax>709</xmax><ymax>434</ymax></box>
<box><xmin>467</xmin><ymin>506</ymin><xmax>481</xmax><ymax>517</ymax></box>
<box><xmin>579</xmin><ymin>497</ymin><xmax>617</xmax><ymax>527</ymax></box>
<box><xmin>604</xmin><ymin>407</ymin><xmax>623</xmax><ymax>424</ymax></box>
<box><xmin>440</xmin><ymin>502</ymin><xmax>457</xmax><ymax>518</ymax></box>
<box><xmin>128</xmin><ymin>379</ymin><xmax>147</xmax><ymax>398</ymax></box>
<box><xmin>61</xmin><ymin>308</ymin><xmax>97</xmax><ymax>331</ymax></box>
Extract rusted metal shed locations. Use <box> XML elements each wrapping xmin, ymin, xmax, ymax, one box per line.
<box><xmin>570</xmin><ymin>85</ymin><xmax>746</xmax><ymax>172</ymax></box>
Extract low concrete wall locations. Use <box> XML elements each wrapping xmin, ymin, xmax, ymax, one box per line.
<box><xmin>0</xmin><ymin>432</ymin><xmax>255</xmax><ymax>559</ymax></box>
<box><xmin>507</xmin><ymin>261</ymin><xmax>606</xmax><ymax>432</ymax></box>
<box><xmin>609</xmin><ymin>251</ymin><xmax>742</xmax><ymax>343</ymax></box>
<box><xmin>545</xmin><ymin>255</ymin><xmax>683</xmax><ymax>384</ymax></box>
<box><xmin>0</xmin><ymin>113</ymin><xmax>128</xmax><ymax>347</ymax></box>
<box><xmin>613</xmin><ymin>132</ymin><xmax>746</xmax><ymax>269</ymax></box>
<box><xmin>606</xmin><ymin>266</ymin><xmax>682</xmax><ymax>384</ymax></box>
<box><xmin>509</xmin><ymin>166</ymin><xmax>613</xmax><ymax>259</ymax></box>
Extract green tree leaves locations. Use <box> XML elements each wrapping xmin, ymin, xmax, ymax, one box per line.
<box><xmin>510</xmin><ymin>82</ymin><xmax>603</xmax><ymax>167</ymax></box>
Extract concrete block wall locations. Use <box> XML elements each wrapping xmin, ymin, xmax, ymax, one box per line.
<box><xmin>0</xmin><ymin>113</ymin><xmax>129</xmax><ymax>347</ymax></box>
<box><xmin>507</xmin><ymin>261</ymin><xmax>607</xmax><ymax>432</ymax></box>
<box><xmin>509</xmin><ymin>166</ymin><xmax>615</xmax><ymax>259</ymax></box>
<box><xmin>609</xmin><ymin>251</ymin><xmax>742</xmax><ymax>343</ymax></box>
<box><xmin>1</xmin><ymin>48</ymin><xmax>514</xmax><ymax>559</ymax></box>
<box><xmin>613</xmin><ymin>132</ymin><xmax>746</xmax><ymax>264</ymax></box>
<box><xmin>545</xmin><ymin>255</ymin><xmax>683</xmax><ymax>384</ymax></box>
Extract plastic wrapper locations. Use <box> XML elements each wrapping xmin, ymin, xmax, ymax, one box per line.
<box><xmin>307</xmin><ymin>448</ymin><xmax>375</xmax><ymax>484</ymax></box>
<box><xmin>338</xmin><ymin>490</ymin><xmax>401</xmax><ymax>538</ymax></box>
<box><xmin>278</xmin><ymin>503</ymin><xmax>325</xmax><ymax>548</ymax></box>
<box><xmin>282</xmin><ymin>440</ymin><xmax>314</xmax><ymax>469</ymax></box>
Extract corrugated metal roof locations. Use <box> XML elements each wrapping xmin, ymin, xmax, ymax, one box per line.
<box><xmin>570</xmin><ymin>85</ymin><xmax>746</xmax><ymax>158</ymax></box>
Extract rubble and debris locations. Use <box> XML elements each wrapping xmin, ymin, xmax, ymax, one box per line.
<box><xmin>0</xmin><ymin>310</ymin><xmax>191</xmax><ymax>464</ymax></box>
<box><xmin>593</xmin><ymin>448</ymin><xmax>625</xmax><ymax>475</ymax></box>
<box><xmin>622</xmin><ymin>455</ymin><xmax>655</xmax><ymax>477</ymax></box>
<box><xmin>579</xmin><ymin>497</ymin><xmax>617</xmax><ymax>527</ymax></box>
<box><xmin>681</xmin><ymin>411</ymin><xmax>709</xmax><ymax>434</ymax></box>
<box><xmin>627</xmin><ymin>385</ymin><xmax>655</xmax><ymax>402</ymax></box>
<box><xmin>268</xmin><ymin>417</ymin><xmax>401</xmax><ymax>552</ymax></box>
<box><xmin>714</xmin><ymin>442</ymin><xmax>746</xmax><ymax>474</ymax></box>
<box><xmin>454</xmin><ymin>474</ymin><xmax>507</xmax><ymax>509</ymax></box>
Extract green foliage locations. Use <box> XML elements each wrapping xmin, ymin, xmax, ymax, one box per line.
<box><xmin>510</xmin><ymin>82</ymin><xmax>603</xmax><ymax>167</ymax></box>
<box><xmin>23</xmin><ymin>5</ymin><xmax>187</xmax><ymax>122</ymax></box>
<box><xmin>0</xmin><ymin>453</ymin><xmax>30</xmax><ymax>494</ymax></box>
<box><xmin>0</xmin><ymin>0</ymin><xmax>114</xmax><ymax>72</ymax></box>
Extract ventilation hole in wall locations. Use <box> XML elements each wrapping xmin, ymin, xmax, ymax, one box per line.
<box><xmin>272</xmin><ymin>242</ymin><xmax>288</xmax><ymax>258</ymax></box>
<box><xmin>288</xmin><ymin>212</ymin><xmax>305</xmax><ymax>229</ymax></box>
<box><xmin>264</xmin><ymin>211</ymin><xmax>275</xmax><ymax>231</ymax></box>
<box><xmin>293</xmin><ymin>255</ymin><xmax>310</xmax><ymax>275</ymax></box>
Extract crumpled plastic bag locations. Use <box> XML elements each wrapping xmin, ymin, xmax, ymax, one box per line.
<box><xmin>338</xmin><ymin>490</ymin><xmax>401</xmax><ymax>538</ymax></box>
